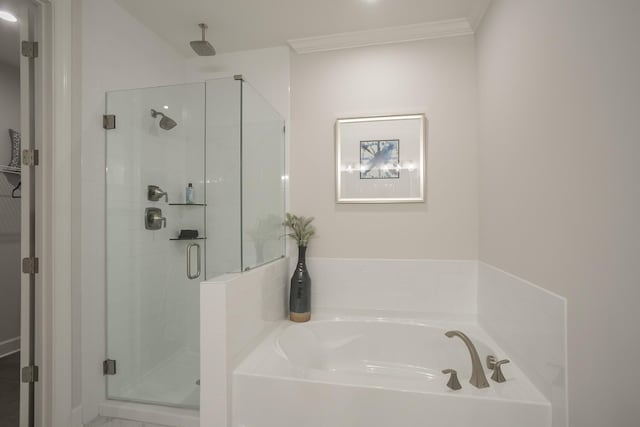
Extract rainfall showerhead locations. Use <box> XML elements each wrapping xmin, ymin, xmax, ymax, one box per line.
<box><xmin>190</xmin><ymin>23</ymin><xmax>216</xmax><ymax>56</ymax></box>
<box><xmin>150</xmin><ymin>109</ymin><xmax>177</xmax><ymax>130</ymax></box>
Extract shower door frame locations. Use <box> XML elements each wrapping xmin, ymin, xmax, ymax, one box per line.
<box><xmin>17</xmin><ymin>0</ymin><xmax>76</xmax><ymax>426</ymax></box>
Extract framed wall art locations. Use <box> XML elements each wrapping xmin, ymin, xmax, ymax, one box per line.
<box><xmin>335</xmin><ymin>114</ymin><xmax>426</xmax><ymax>203</ymax></box>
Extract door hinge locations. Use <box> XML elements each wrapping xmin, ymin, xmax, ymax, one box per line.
<box><xmin>22</xmin><ymin>149</ymin><xmax>39</xmax><ymax>167</ymax></box>
<box><xmin>21</xmin><ymin>41</ymin><xmax>39</xmax><ymax>59</ymax></box>
<box><xmin>103</xmin><ymin>115</ymin><xmax>116</xmax><ymax>130</ymax></box>
<box><xmin>103</xmin><ymin>359</ymin><xmax>117</xmax><ymax>375</ymax></box>
<box><xmin>22</xmin><ymin>257</ymin><xmax>39</xmax><ymax>274</ymax></box>
<box><xmin>21</xmin><ymin>365</ymin><xmax>39</xmax><ymax>383</ymax></box>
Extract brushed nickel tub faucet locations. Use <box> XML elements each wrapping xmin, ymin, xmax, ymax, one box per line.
<box><xmin>445</xmin><ymin>330</ymin><xmax>490</xmax><ymax>389</ymax></box>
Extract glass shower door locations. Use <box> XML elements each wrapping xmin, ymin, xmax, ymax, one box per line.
<box><xmin>105</xmin><ymin>83</ymin><xmax>205</xmax><ymax>408</ymax></box>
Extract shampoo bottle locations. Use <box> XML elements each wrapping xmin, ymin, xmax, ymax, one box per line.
<box><xmin>186</xmin><ymin>183</ymin><xmax>194</xmax><ymax>204</ymax></box>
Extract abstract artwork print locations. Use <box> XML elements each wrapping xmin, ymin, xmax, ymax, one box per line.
<box><xmin>359</xmin><ymin>139</ymin><xmax>399</xmax><ymax>179</ymax></box>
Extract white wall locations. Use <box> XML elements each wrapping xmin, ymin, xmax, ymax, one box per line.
<box><xmin>289</xmin><ymin>36</ymin><xmax>478</xmax><ymax>259</ymax></box>
<box><xmin>80</xmin><ymin>0</ymin><xmax>186</xmax><ymax>420</ymax></box>
<box><xmin>476</xmin><ymin>1</ymin><xmax>640</xmax><ymax>426</ymax></box>
<box><xmin>0</xmin><ymin>61</ymin><xmax>20</xmax><ymax>355</ymax></box>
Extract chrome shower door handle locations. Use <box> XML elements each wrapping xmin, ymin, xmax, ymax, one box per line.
<box><xmin>187</xmin><ymin>243</ymin><xmax>201</xmax><ymax>280</ymax></box>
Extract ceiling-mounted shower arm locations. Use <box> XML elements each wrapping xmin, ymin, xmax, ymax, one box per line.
<box><xmin>199</xmin><ymin>23</ymin><xmax>207</xmax><ymax>41</ymax></box>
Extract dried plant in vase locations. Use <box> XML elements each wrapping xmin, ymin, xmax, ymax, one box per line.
<box><xmin>283</xmin><ymin>213</ymin><xmax>316</xmax><ymax>322</ymax></box>
<box><xmin>284</xmin><ymin>213</ymin><xmax>316</xmax><ymax>247</ymax></box>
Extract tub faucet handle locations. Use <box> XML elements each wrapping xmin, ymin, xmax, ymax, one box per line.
<box><xmin>487</xmin><ymin>356</ymin><xmax>510</xmax><ymax>383</ymax></box>
<box><xmin>442</xmin><ymin>369</ymin><xmax>462</xmax><ymax>391</ymax></box>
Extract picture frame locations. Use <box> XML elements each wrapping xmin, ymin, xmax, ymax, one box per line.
<box><xmin>335</xmin><ymin>114</ymin><xmax>426</xmax><ymax>203</ymax></box>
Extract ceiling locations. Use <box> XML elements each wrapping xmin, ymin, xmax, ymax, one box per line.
<box><xmin>114</xmin><ymin>0</ymin><xmax>491</xmax><ymax>57</ymax></box>
<box><xmin>1</xmin><ymin>0</ymin><xmax>492</xmax><ymax>66</ymax></box>
<box><xmin>0</xmin><ymin>0</ymin><xmax>21</xmax><ymax>67</ymax></box>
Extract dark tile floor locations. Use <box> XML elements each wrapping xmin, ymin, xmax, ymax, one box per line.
<box><xmin>0</xmin><ymin>352</ymin><xmax>20</xmax><ymax>427</ymax></box>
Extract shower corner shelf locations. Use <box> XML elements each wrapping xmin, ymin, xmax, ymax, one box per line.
<box><xmin>169</xmin><ymin>237</ymin><xmax>207</xmax><ymax>241</ymax></box>
<box><xmin>168</xmin><ymin>203</ymin><xmax>207</xmax><ymax>206</ymax></box>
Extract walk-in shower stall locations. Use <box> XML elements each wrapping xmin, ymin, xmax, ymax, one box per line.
<box><xmin>104</xmin><ymin>77</ymin><xmax>285</xmax><ymax>409</ymax></box>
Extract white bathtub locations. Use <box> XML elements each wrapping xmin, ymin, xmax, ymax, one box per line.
<box><xmin>233</xmin><ymin>312</ymin><xmax>551</xmax><ymax>427</ymax></box>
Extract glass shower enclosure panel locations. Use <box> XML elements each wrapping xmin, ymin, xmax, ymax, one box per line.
<box><xmin>204</xmin><ymin>76</ymin><xmax>286</xmax><ymax>276</ymax></box>
<box><xmin>241</xmin><ymin>81</ymin><xmax>286</xmax><ymax>270</ymax></box>
<box><xmin>105</xmin><ymin>83</ymin><xmax>205</xmax><ymax>408</ymax></box>
<box><xmin>205</xmin><ymin>78</ymin><xmax>242</xmax><ymax>278</ymax></box>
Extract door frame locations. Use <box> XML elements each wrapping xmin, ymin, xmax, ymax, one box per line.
<box><xmin>19</xmin><ymin>0</ymin><xmax>75</xmax><ymax>425</ymax></box>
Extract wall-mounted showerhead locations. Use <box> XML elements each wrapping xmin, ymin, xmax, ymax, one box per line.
<box><xmin>150</xmin><ymin>109</ymin><xmax>177</xmax><ymax>130</ymax></box>
<box><xmin>190</xmin><ymin>23</ymin><xmax>216</xmax><ymax>56</ymax></box>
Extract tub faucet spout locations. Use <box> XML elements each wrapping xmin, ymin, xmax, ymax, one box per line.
<box><xmin>445</xmin><ymin>330</ymin><xmax>489</xmax><ymax>389</ymax></box>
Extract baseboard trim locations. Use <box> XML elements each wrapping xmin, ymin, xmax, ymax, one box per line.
<box><xmin>0</xmin><ymin>336</ymin><xmax>20</xmax><ymax>358</ymax></box>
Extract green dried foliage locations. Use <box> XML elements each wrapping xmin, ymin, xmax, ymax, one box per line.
<box><xmin>283</xmin><ymin>212</ymin><xmax>316</xmax><ymax>247</ymax></box>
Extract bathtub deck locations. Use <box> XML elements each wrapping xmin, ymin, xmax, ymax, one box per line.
<box><xmin>233</xmin><ymin>311</ymin><xmax>551</xmax><ymax>427</ymax></box>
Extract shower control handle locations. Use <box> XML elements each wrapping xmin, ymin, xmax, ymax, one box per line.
<box><xmin>187</xmin><ymin>243</ymin><xmax>201</xmax><ymax>280</ymax></box>
<box><xmin>145</xmin><ymin>207</ymin><xmax>166</xmax><ymax>230</ymax></box>
<box><xmin>148</xmin><ymin>185</ymin><xmax>168</xmax><ymax>202</ymax></box>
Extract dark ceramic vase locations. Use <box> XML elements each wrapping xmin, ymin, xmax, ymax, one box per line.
<box><xmin>289</xmin><ymin>245</ymin><xmax>311</xmax><ymax>322</ymax></box>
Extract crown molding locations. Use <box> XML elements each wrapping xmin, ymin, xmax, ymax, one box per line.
<box><xmin>468</xmin><ymin>0</ymin><xmax>493</xmax><ymax>31</ymax></box>
<box><xmin>288</xmin><ymin>18</ymin><xmax>473</xmax><ymax>54</ymax></box>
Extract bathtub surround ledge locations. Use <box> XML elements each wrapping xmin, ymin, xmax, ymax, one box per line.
<box><xmin>200</xmin><ymin>258</ymin><xmax>289</xmax><ymax>427</ymax></box>
<box><xmin>478</xmin><ymin>262</ymin><xmax>568</xmax><ymax>427</ymax></box>
<box><xmin>299</xmin><ymin>257</ymin><xmax>478</xmax><ymax>315</ymax></box>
